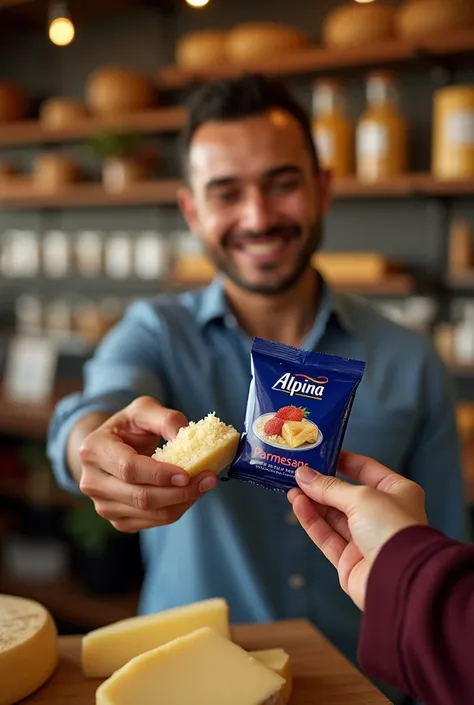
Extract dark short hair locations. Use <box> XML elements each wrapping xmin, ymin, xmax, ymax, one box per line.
<box><xmin>179</xmin><ymin>73</ymin><xmax>319</xmax><ymax>180</ymax></box>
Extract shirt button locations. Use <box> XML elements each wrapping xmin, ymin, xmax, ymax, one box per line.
<box><xmin>285</xmin><ymin>511</ymin><xmax>299</xmax><ymax>526</ymax></box>
<box><xmin>288</xmin><ymin>573</ymin><xmax>306</xmax><ymax>590</ymax></box>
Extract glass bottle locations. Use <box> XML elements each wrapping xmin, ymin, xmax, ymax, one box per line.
<box><xmin>356</xmin><ymin>71</ymin><xmax>408</xmax><ymax>182</ymax></box>
<box><xmin>312</xmin><ymin>78</ymin><xmax>352</xmax><ymax>177</ymax></box>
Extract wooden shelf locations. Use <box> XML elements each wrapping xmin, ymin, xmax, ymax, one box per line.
<box><xmin>0</xmin><ymin>107</ymin><xmax>187</xmax><ymax>148</ymax></box>
<box><xmin>0</xmin><ymin>381</ymin><xmax>82</xmax><ymax>438</ymax></box>
<box><xmin>1</xmin><ymin>174</ymin><xmax>473</xmax><ymax>209</ymax></box>
<box><xmin>0</xmin><ymin>573</ymin><xmax>138</xmax><ymax>628</ymax></box>
<box><xmin>155</xmin><ymin>28</ymin><xmax>474</xmax><ymax>90</ymax></box>
<box><xmin>0</xmin><ymin>179</ymin><xmax>182</xmax><ymax>209</ymax></box>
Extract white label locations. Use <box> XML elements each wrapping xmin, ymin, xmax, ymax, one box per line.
<box><xmin>42</xmin><ymin>231</ymin><xmax>70</xmax><ymax>278</ymax></box>
<box><xmin>447</xmin><ymin>111</ymin><xmax>474</xmax><ymax>146</ymax></box>
<box><xmin>135</xmin><ymin>232</ymin><xmax>170</xmax><ymax>279</ymax></box>
<box><xmin>357</xmin><ymin>122</ymin><xmax>388</xmax><ymax>158</ymax></box>
<box><xmin>75</xmin><ymin>231</ymin><xmax>103</xmax><ymax>277</ymax></box>
<box><xmin>105</xmin><ymin>233</ymin><xmax>133</xmax><ymax>279</ymax></box>
<box><xmin>4</xmin><ymin>335</ymin><xmax>57</xmax><ymax>403</ymax></box>
<box><xmin>314</xmin><ymin>128</ymin><xmax>334</xmax><ymax>167</ymax></box>
<box><xmin>4</xmin><ymin>230</ymin><xmax>41</xmax><ymax>278</ymax></box>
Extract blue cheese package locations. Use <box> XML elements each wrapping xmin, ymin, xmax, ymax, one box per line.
<box><xmin>228</xmin><ymin>337</ymin><xmax>366</xmax><ymax>492</ymax></box>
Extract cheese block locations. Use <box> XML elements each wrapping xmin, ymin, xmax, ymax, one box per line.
<box><xmin>313</xmin><ymin>252</ymin><xmax>394</xmax><ymax>282</ymax></box>
<box><xmin>152</xmin><ymin>412</ymin><xmax>240</xmax><ymax>478</ymax></box>
<box><xmin>95</xmin><ymin>627</ymin><xmax>285</xmax><ymax>705</ymax></box>
<box><xmin>32</xmin><ymin>153</ymin><xmax>80</xmax><ymax>191</ymax></box>
<box><xmin>176</xmin><ymin>30</ymin><xmax>228</xmax><ymax>70</ymax></box>
<box><xmin>40</xmin><ymin>98</ymin><xmax>89</xmax><ymax>129</ymax></box>
<box><xmin>282</xmin><ymin>420</ymin><xmax>319</xmax><ymax>448</ymax></box>
<box><xmin>250</xmin><ymin>649</ymin><xmax>292</xmax><ymax>705</ymax></box>
<box><xmin>0</xmin><ymin>594</ymin><xmax>58</xmax><ymax>705</ymax></box>
<box><xmin>225</xmin><ymin>23</ymin><xmax>309</xmax><ymax>64</ymax></box>
<box><xmin>396</xmin><ymin>0</ymin><xmax>474</xmax><ymax>40</ymax></box>
<box><xmin>322</xmin><ymin>3</ymin><xmax>396</xmax><ymax>48</ymax></box>
<box><xmin>83</xmin><ymin>597</ymin><xmax>230</xmax><ymax>677</ymax></box>
<box><xmin>86</xmin><ymin>66</ymin><xmax>155</xmax><ymax>115</ymax></box>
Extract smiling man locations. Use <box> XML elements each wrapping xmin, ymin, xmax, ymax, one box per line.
<box><xmin>48</xmin><ymin>74</ymin><xmax>465</xmax><ymax>705</ymax></box>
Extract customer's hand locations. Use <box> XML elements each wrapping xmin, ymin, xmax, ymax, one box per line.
<box><xmin>78</xmin><ymin>396</ymin><xmax>217</xmax><ymax>533</ymax></box>
<box><xmin>288</xmin><ymin>452</ymin><xmax>428</xmax><ymax>610</ymax></box>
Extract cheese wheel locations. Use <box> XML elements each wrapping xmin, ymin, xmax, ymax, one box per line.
<box><xmin>396</xmin><ymin>0</ymin><xmax>474</xmax><ymax>39</ymax></box>
<box><xmin>86</xmin><ymin>66</ymin><xmax>155</xmax><ymax>115</ymax></box>
<box><xmin>0</xmin><ymin>81</ymin><xmax>28</xmax><ymax>123</ymax></box>
<box><xmin>33</xmin><ymin>153</ymin><xmax>80</xmax><ymax>190</ymax></box>
<box><xmin>322</xmin><ymin>3</ymin><xmax>396</xmax><ymax>48</ymax></box>
<box><xmin>176</xmin><ymin>30</ymin><xmax>228</xmax><ymax>70</ymax></box>
<box><xmin>226</xmin><ymin>23</ymin><xmax>309</xmax><ymax>64</ymax></box>
<box><xmin>0</xmin><ymin>594</ymin><xmax>58</xmax><ymax>705</ymax></box>
<box><xmin>39</xmin><ymin>98</ymin><xmax>89</xmax><ymax>129</ymax></box>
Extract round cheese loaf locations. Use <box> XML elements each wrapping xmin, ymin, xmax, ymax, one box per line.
<box><xmin>225</xmin><ymin>22</ymin><xmax>309</xmax><ymax>63</ymax></box>
<box><xmin>322</xmin><ymin>3</ymin><xmax>396</xmax><ymax>48</ymax></box>
<box><xmin>40</xmin><ymin>98</ymin><xmax>89</xmax><ymax>129</ymax></box>
<box><xmin>0</xmin><ymin>81</ymin><xmax>28</xmax><ymax>123</ymax></box>
<box><xmin>0</xmin><ymin>594</ymin><xmax>58</xmax><ymax>705</ymax></box>
<box><xmin>396</xmin><ymin>0</ymin><xmax>474</xmax><ymax>39</ymax></box>
<box><xmin>176</xmin><ymin>30</ymin><xmax>228</xmax><ymax>70</ymax></box>
<box><xmin>33</xmin><ymin>153</ymin><xmax>80</xmax><ymax>190</ymax></box>
<box><xmin>86</xmin><ymin>66</ymin><xmax>155</xmax><ymax>115</ymax></box>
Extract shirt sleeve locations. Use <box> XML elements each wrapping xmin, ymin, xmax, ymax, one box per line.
<box><xmin>358</xmin><ymin>525</ymin><xmax>474</xmax><ymax>705</ymax></box>
<box><xmin>403</xmin><ymin>346</ymin><xmax>468</xmax><ymax>541</ymax></box>
<box><xmin>47</xmin><ymin>300</ymin><xmax>169</xmax><ymax>494</ymax></box>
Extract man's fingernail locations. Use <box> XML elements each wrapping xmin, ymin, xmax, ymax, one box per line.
<box><xmin>296</xmin><ymin>466</ymin><xmax>318</xmax><ymax>484</ymax></box>
<box><xmin>199</xmin><ymin>476</ymin><xmax>216</xmax><ymax>493</ymax></box>
<box><xmin>171</xmin><ymin>474</ymin><xmax>189</xmax><ymax>487</ymax></box>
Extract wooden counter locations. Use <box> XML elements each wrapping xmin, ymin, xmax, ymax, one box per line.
<box><xmin>23</xmin><ymin>622</ymin><xmax>389</xmax><ymax>704</ymax></box>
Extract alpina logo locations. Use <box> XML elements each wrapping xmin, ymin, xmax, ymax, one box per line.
<box><xmin>272</xmin><ymin>373</ymin><xmax>328</xmax><ymax>399</ymax></box>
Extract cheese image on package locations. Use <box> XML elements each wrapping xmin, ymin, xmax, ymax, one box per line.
<box><xmin>228</xmin><ymin>337</ymin><xmax>365</xmax><ymax>492</ymax></box>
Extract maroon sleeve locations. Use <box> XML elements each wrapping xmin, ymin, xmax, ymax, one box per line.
<box><xmin>358</xmin><ymin>525</ymin><xmax>474</xmax><ymax>705</ymax></box>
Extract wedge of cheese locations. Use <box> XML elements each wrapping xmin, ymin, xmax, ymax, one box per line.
<box><xmin>95</xmin><ymin>627</ymin><xmax>285</xmax><ymax>705</ymax></box>
<box><xmin>0</xmin><ymin>594</ymin><xmax>58</xmax><ymax>705</ymax></box>
<box><xmin>250</xmin><ymin>649</ymin><xmax>293</xmax><ymax>705</ymax></box>
<box><xmin>82</xmin><ymin>597</ymin><xmax>230</xmax><ymax>677</ymax></box>
<box><xmin>282</xmin><ymin>420</ymin><xmax>319</xmax><ymax>448</ymax></box>
<box><xmin>152</xmin><ymin>412</ymin><xmax>240</xmax><ymax>477</ymax></box>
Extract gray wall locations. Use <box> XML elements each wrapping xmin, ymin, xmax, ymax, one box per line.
<box><xmin>1</xmin><ymin>0</ymin><xmax>474</xmax><ymax>401</ymax></box>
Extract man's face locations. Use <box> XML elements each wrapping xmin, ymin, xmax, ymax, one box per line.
<box><xmin>179</xmin><ymin>109</ymin><xmax>329</xmax><ymax>295</ymax></box>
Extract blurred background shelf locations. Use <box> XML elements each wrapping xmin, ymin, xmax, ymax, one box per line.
<box><xmin>0</xmin><ymin>107</ymin><xmax>187</xmax><ymax>148</ymax></box>
<box><xmin>156</xmin><ymin>28</ymin><xmax>474</xmax><ymax>90</ymax></box>
<box><xmin>0</xmin><ymin>572</ymin><xmax>138</xmax><ymax>628</ymax></box>
<box><xmin>1</xmin><ymin>175</ymin><xmax>473</xmax><ymax>209</ymax></box>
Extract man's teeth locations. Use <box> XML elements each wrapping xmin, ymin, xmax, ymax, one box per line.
<box><xmin>244</xmin><ymin>240</ymin><xmax>282</xmax><ymax>255</ymax></box>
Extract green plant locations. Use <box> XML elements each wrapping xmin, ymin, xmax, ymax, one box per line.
<box><xmin>64</xmin><ymin>499</ymin><xmax>118</xmax><ymax>556</ymax></box>
<box><xmin>88</xmin><ymin>130</ymin><xmax>145</xmax><ymax>159</ymax></box>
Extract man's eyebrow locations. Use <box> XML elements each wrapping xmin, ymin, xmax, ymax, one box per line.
<box><xmin>204</xmin><ymin>165</ymin><xmax>302</xmax><ymax>191</ymax></box>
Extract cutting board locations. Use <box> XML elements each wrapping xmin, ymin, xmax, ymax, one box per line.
<box><xmin>22</xmin><ymin>620</ymin><xmax>389</xmax><ymax>704</ymax></box>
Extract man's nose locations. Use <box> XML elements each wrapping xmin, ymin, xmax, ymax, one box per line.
<box><xmin>239</xmin><ymin>188</ymin><xmax>274</xmax><ymax>233</ymax></box>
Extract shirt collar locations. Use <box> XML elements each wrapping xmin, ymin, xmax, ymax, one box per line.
<box><xmin>195</xmin><ymin>273</ymin><xmax>355</xmax><ymax>337</ymax></box>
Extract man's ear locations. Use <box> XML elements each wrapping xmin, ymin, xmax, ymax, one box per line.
<box><xmin>318</xmin><ymin>169</ymin><xmax>332</xmax><ymax>215</ymax></box>
<box><xmin>177</xmin><ymin>185</ymin><xmax>199</xmax><ymax>233</ymax></box>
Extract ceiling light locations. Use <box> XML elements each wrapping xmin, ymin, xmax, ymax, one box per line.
<box><xmin>185</xmin><ymin>0</ymin><xmax>210</xmax><ymax>7</ymax></box>
<box><xmin>48</xmin><ymin>1</ymin><xmax>75</xmax><ymax>46</ymax></box>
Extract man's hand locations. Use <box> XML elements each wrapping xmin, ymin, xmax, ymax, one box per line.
<box><xmin>78</xmin><ymin>396</ymin><xmax>217</xmax><ymax>533</ymax></box>
<box><xmin>288</xmin><ymin>451</ymin><xmax>428</xmax><ymax>610</ymax></box>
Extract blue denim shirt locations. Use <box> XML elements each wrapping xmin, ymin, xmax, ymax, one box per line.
<box><xmin>47</xmin><ymin>277</ymin><xmax>465</xmax><ymax>704</ymax></box>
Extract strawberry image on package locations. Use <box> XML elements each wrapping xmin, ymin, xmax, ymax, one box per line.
<box><xmin>228</xmin><ymin>337</ymin><xmax>365</xmax><ymax>492</ymax></box>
